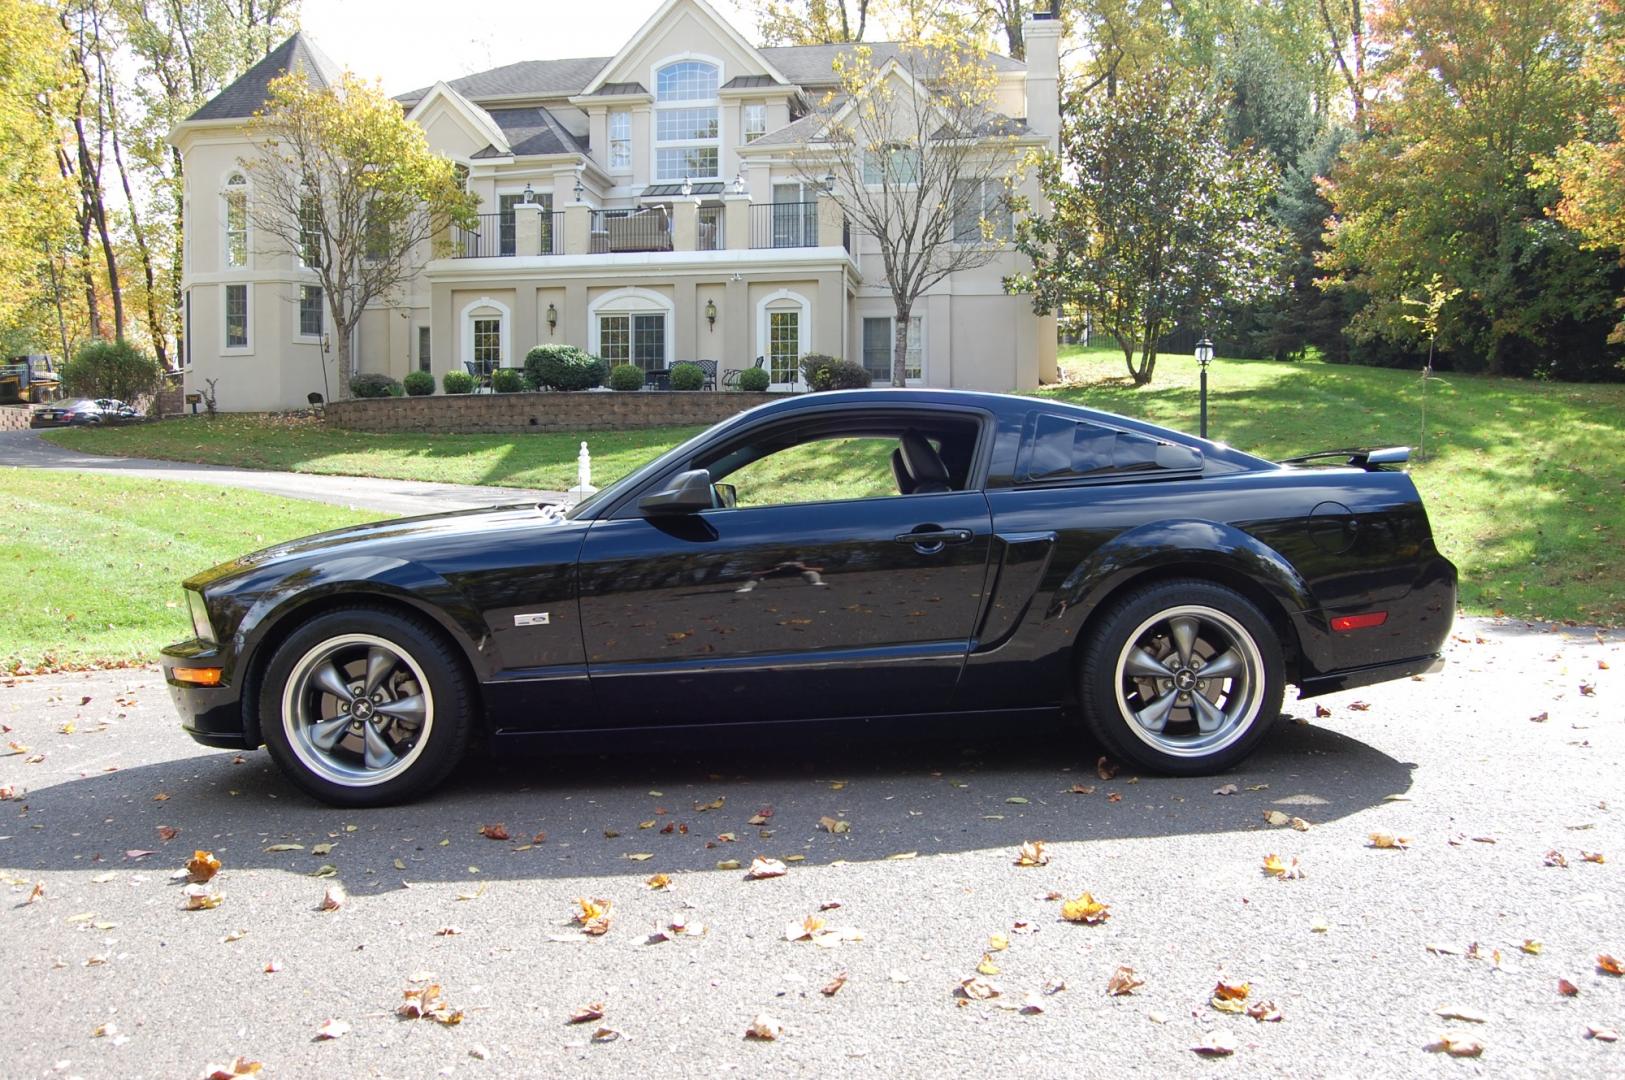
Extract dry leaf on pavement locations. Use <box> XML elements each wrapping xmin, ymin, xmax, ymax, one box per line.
<box><xmin>1426</xmin><ymin>1031</ymin><xmax>1484</xmax><ymax>1057</ymax></box>
<box><xmin>1014</xmin><ymin>840</ymin><xmax>1049</xmax><ymax>867</ymax></box>
<box><xmin>182</xmin><ymin>884</ymin><xmax>223</xmax><ymax>910</ymax></box>
<box><xmin>314</xmin><ymin>1018</ymin><xmax>350</xmax><ymax>1040</ymax></box>
<box><xmin>1545</xmin><ymin>849</ymin><xmax>1570</xmax><ymax>868</ymax></box>
<box><xmin>1106</xmin><ymin>965</ymin><xmax>1143</xmax><ymax>996</ymax></box>
<box><xmin>1435</xmin><ymin>1005</ymin><xmax>1489</xmax><ymax>1024</ymax></box>
<box><xmin>186</xmin><ymin>850</ymin><xmax>221</xmax><ymax>883</ymax></box>
<box><xmin>576</xmin><ymin>897</ymin><xmax>613</xmax><ymax>935</ymax></box>
<box><xmin>157</xmin><ymin>825</ymin><xmax>179</xmax><ymax>841</ymax></box>
<box><xmin>977</xmin><ymin>954</ymin><xmax>1001</xmax><ymax>976</ymax></box>
<box><xmin>478</xmin><ymin>823</ymin><xmax>509</xmax><ymax>840</ymax></box>
<box><xmin>1558</xmin><ymin>978</ymin><xmax>1580</xmax><ymax>996</ymax></box>
<box><xmin>1587</xmin><ymin>1026</ymin><xmax>1619</xmax><ymax>1042</ymax></box>
<box><xmin>1247</xmin><ymin>1000</ymin><xmax>1283</xmax><ymax>1022</ymax></box>
<box><xmin>821</xmin><ymin>972</ymin><xmax>848</xmax><ymax>996</ymax></box>
<box><xmin>319</xmin><ymin>884</ymin><xmax>347</xmax><ymax>912</ymax></box>
<box><xmin>1264</xmin><ymin>810</ymin><xmax>1291</xmax><ymax>826</ymax></box>
<box><xmin>645</xmin><ymin>873</ymin><xmax>672</xmax><ymax>890</ymax></box>
<box><xmin>745</xmin><ymin>1013</ymin><xmax>782</xmax><ymax>1040</ymax></box>
<box><xmin>590</xmin><ymin>1025</ymin><xmax>621</xmax><ymax>1042</ymax></box>
<box><xmin>203</xmin><ymin>1057</ymin><xmax>264</xmax><ymax>1078</ymax></box>
<box><xmin>1213</xmin><ymin>784</ymin><xmax>1238</xmax><ymax>796</ymax></box>
<box><xmin>1191</xmin><ymin>1031</ymin><xmax>1237</xmax><ymax>1057</ymax></box>
<box><xmin>957</xmin><ymin>976</ymin><xmax>1002</xmax><ymax>1000</ymax></box>
<box><xmin>1599</xmin><ymin>954</ymin><xmax>1623</xmax><ymax>976</ymax></box>
<box><xmin>1581</xmin><ymin>851</ymin><xmax>1606</xmax><ymax>864</ymax></box>
<box><xmin>746</xmin><ymin>857</ymin><xmax>788</xmax><ymax>879</ymax></box>
<box><xmin>397</xmin><ymin>983</ymin><xmax>463</xmax><ymax>1025</ymax></box>
<box><xmin>1060</xmin><ymin>891</ymin><xmax>1110</xmax><ymax>924</ymax></box>
<box><xmin>818</xmin><ymin>816</ymin><xmax>851</xmax><ymax>834</ymax></box>
<box><xmin>1096</xmin><ymin>756</ymin><xmax>1118</xmax><ymax>780</ymax></box>
<box><xmin>568</xmin><ymin>1003</ymin><xmax>605</xmax><ymax>1025</ymax></box>
<box><xmin>1368</xmin><ymin>832</ymin><xmax>1409</xmax><ymax>849</ymax></box>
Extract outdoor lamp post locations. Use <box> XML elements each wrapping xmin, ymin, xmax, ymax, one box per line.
<box><xmin>521</xmin><ymin>182</ymin><xmax>534</xmax><ymax>204</ymax></box>
<box><xmin>1195</xmin><ymin>336</ymin><xmax>1215</xmax><ymax>438</ymax></box>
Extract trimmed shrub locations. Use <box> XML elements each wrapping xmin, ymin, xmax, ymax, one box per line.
<box><xmin>737</xmin><ymin>366</ymin><xmax>771</xmax><ymax>392</ymax></box>
<box><xmin>350</xmin><ymin>372</ymin><xmax>402</xmax><ymax>398</ymax></box>
<box><xmin>608</xmin><ymin>363</ymin><xmax>644</xmax><ymax>391</ymax></box>
<box><xmin>442</xmin><ymin>370</ymin><xmax>475</xmax><ymax>394</ymax></box>
<box><xmin>491</xmin><ymin>367</ymin><xmax>524</xmax><ymax>393</ymax></box>
<box><xmin>523</xmin><ymin>344</ymin><xmax>604</xmax><ymax>391</ymax></box>
<box><xmin>669</xmin><ymin>361</ymin><xmax>705</xmax><ymax>391</ymax></box>
<box><xmin>59</xmin><ymin>338</ymin><xmax>162</xmax><ymax>404</ymax></box>
<box><xmin>800</xmin><ymin>354</ymin><xmax>871</xmax><ymax>391</ymax></box>
<box><xmin>403</xmin><ymin>370</ymin><xmax>435</xmax><ymax>396</ymax></box>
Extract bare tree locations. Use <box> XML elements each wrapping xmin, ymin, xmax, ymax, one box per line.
<box><xmin>243</xmin><ymin>71</ymin><xmax>474</xmax><ymax>387</ymax></box>
<box><xmin>793</xmin><ymin>32</ymin><xmax>1023</xmax><ymax>385</ymax></box>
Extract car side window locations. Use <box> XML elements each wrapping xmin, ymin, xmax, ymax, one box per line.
<box><xmin>1018</xmin><ymin>414</ymin><xmax>1202</xmax><ymax>483</ymax></box>
<box><xmin>720</xmin><ymin>436</ymin><xmax>903</xmax><ymax>508</ymax></box>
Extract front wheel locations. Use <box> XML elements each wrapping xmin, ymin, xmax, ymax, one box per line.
<box><xmin>259</xmin><ymin>607</ymin><xmax>472</xmax><ymax>806</ymax></box>
<box><xmin>1080</xmin><ymin>580</ymin><xmax>1284</xmax><ymax>776</ymax></box>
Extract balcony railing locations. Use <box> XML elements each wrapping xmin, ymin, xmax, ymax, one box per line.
<box><xmin>697</xmin><ymin>204</ymin><xmax>725</xmax><ymax>251</ymax></box>
<box><xmin>590</xmin><ymin>208</ymin><xmax>673</xmax><ymax>253</ymax></box>
<box><xmin>749</xmin><ymin>201</ymin><xmax>819</xmax><ymax>249</ymax></box>
<box><xmin>456</xmin><ymin>213</ymin><xmax>503</xmax><ymax>259</ymax></box>
<box><xmin>539</xmin><ymin>210</ymin><xmax>563</xmax><ymax>255</ymax></box>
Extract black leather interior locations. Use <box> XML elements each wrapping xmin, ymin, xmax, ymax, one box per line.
<box><xmin>890</xmin><ymin>447</ymin><xmax>915</xmax><ymax>495</ymax></box>
<box><xmin>899</xmin><ymin>429</ymin><xmax>951</xmax><ymax>494</ymax></box>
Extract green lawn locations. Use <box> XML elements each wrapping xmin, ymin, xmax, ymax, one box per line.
<box><xmin>42</xmin><ymin>350</ymin><xmax>1625</xmax><ymax>625</ymax></box>
<box><xmin>0</xmin><ymin>469</ymin><xmax>387</xmax><ymax>671</ymax></box>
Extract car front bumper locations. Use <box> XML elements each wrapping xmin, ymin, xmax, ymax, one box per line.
<box><xmin>161</xmin><ymin>638</ymin><xmax>252</xmax><ymax>749</ymax></box>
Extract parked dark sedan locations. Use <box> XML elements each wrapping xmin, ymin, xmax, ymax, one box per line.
<box><xmin>30</xmin><ymin>397</ymin><xmax>140</xmax><ymax>427</ymax></box>
<box><xmin>162</xmin><ymin>389</ymin><xmax>1456</xmax><ymax>806</ymax></box>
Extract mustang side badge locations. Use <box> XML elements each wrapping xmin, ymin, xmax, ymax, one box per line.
<box><xmin>514</xmin><ymin>612</ymin><xmax>551</xmax><ymax>627</ymax></box>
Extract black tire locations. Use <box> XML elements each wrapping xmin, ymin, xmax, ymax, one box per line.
<box><xmin>259</xmin><ymin>606</ymin><xmax>473</xmax><ymax>806</ymax></box>
<box><xmin>1080</xmin><ymin>579</ymin><xmax>1284</xmax><ymax>776</ymax></box>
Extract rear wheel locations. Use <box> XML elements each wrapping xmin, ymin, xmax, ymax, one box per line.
<box><xmin>1080</xmin><ymin>580</ymin><xmax>1284</xmax><ymax>775</ymax></box>
<box><xmin>259</xmin><ymin>607</ymin><xmax>472</xmax><ymax>806</ymax></box>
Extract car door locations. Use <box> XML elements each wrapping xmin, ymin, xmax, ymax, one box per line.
<box><xmin>575</xmin><ymin>414</ymin><xmax>994</xmax><ymax>727</ymax></box>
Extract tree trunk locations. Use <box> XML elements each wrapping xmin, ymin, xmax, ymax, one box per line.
<box><xmin>891</xmin><ymin>302</ymin><xmax>912</xmax><ymax>387</ymax></box>
<box><xmin>110</xmin><ymin>120</ymin><xmax>168</xmax><ymax>367</ymax></box>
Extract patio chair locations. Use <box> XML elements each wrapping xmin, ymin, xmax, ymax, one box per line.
<box><xmin>693</xmin><ymin>359</ymin><xmax>718</xmax><ymax>390</ymax></box>
<box><xmin>463</xmin><ymin>360</ymin><xmax>493</xmax><ymax>393</ymax></box>
<box><xmin>721</xmin><ymin>355</ymin><xmax>766</xmax><ymax>390</ymax></box>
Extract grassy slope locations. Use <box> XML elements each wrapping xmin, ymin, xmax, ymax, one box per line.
<box><xmin>42</xmin><ymin>351</ymin><xmax>1625</xmax><ymax>624</ymax></box>
<box><xmin>0</xmin><ymin>469</ymin><xmax>386</xmax><ymax>670</ymax></box>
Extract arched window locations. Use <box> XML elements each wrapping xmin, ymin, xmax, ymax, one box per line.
<box><xmin>654</xmin><ymin>59</ymin><xmax>720</xmax><ymax>181</ymax></box>
<box><xmin>223</xmin><ymin>173</ymin><xmax>249</xmax><ymax>268</ymax></box>
<box><xmin>460</xmin><ymin>296</ymin><xmax>511</xmax><ymax>376</ymax></box>
<box><xmin>756</xmin><ymin>288</ymin><xmax>811</xmax><ymax>389</ymax></box>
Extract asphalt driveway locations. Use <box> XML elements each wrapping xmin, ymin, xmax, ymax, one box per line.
<box><xmin>1</xmin><ymin>618</ymin><xmax>1620</xmax><ymax>1078</ymax></box>
<box><xmin>0</xmin><ymin>428</ymin><xmax>560</xmax><ymax>515</ymax></box>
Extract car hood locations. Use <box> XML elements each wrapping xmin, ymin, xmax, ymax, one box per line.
<box><xmin>185</xmin><ymin>501</ymin><xmax>581</xmax><ymax>591</ymax></box>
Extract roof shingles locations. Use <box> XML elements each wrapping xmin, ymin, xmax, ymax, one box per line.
<box><xmin>188</xmin><ymin>33</ymin><xmax>342</xmax><ymax>121</ymax></box>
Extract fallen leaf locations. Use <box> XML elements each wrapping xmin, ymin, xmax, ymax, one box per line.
<box><xmin>532</xmin><ymin>832</ymin><xmax>547</xmax><ymax>844</ymax></box>
<box><xmin>1558</xmin><ymin>978</ymin><xmax>1580</xmax><ymax>996</ymax></box>
<box><xmin>819</xmin><ymin>816</ymin><xmax>851</xmax><ymax>834</ymax></box>
<box><xmin>591</xmin><ymin>1025</ymin><xmax>620</xmax><ymax>1042</ymax></box>
<box><xmin>624</xmin><ymin>853</ymin><xmax>654</xmax><ymax>862</ymax></box>
<box><xmin>639</xmin><ymin>820</ymin><xmax>656</xmax><ymax>829</ymax></box>
<box><xmin>221</xmin><ymin>929</ymin><xmax>247</xmax><ymax>943</ymax></box>
<box><xmin>1060</xmin><ymin>891</ymin><xmax>1110</xmax><ymax>924</ymax></box>
<box><xmin>434</xmin><ymin>926</ymin><xmax>461</xmax><ymax>936</ymax></box>
<box><xmin>319</xmin><ymin>884</ymin><xmax>347</xmax><ymax>912</ymax></box>
<box><xmin>1006</xmin><ymin>796</ymin><xmax>1029</xmax><ymax>805</ymax></box>
<box><xmin>746</xmin><ymin>856</ymin><xmax>788</xmax><ymax>879</ymax></box>
<box><xmin>152</xmin><ymin>792</ymin><xmax>169</xmax><ymax>801</ymax></box>
<box><xmin>576</xmin><ymin>896</ymin><xmax>613</xmax><ymax>935</ymax></box>
<box><xmin>397</xmin><ymin>983</ymin><xmax>463</xmax><ymax>1025</ymax></box>
<box><xmin>1530</xmin><ymin>711</ymin><xmax>1549</xmax><ymax>723</ymax></box>
<box><xmin>645</xmin><ymin>873</ymin><xmax>672</xmax><ymax>890</ymax></box>
<box><xmin>1014</xmin><ymin>840</ymin><xmax>1049</xmax><ymax>867</ymax></box>
<box><xmin>1546</xmin><ymin>849</ymin><xmax>1570</xmax><ymax>868</ymax></box>
<box><xmin>568</xmin><ymin>1003</ymin><xmax>605</xmax><ymax>1025</ymax></box>
<box><xmin>715</xmin><ymin>859</ymin><xmax>742</xmax><ymax>871</ymax></box>
<box><xmin>24</xmin><ymin>881</ymin><xmax>43</xmax><ymax>904</ymax></box>
<box><xmin>1348</xmin><ymin>700</ymin><xmax>1371</xmax><ymax>711</ymax></box>
<box><xmin>1096</xmin><ymin>756</ymin><xmax>1118</xmax><ymax>780</ymax></box>
<box><xmin>1368</xmin><ymin>832</ymin><xmax>1409</xmax><ymax>849</ymax></box>
<box><xmin>1587</xmin><ymin>1026</ymin><xmax>1619</xmax><ymax>1042</ymax></box>
<box><xmin>203</xmin><ymin>1056</ymin><xmax>264</xmax><ymax>1078</ymax></box>
<box><xmin>988</xmin><ymin>932</ymin><xmax>1009</xmax><ymax>952</ymax></box>
<box><xmin>1213</xmin><ymin>784</ymin><xmax>1238</xmax><ymax>796</ymax></box>
<box><xmin>1213</xmin><ymin>979</ymin><xmax>1251</xmax><ymax>1002</ymax></box>
<box><xmin>886</xmin><ymin>851</ymin><xmax>918</xmax><ymax>860</ymax></box>
<box><xmin>1289</xmin><ymin>816</ymin><xmax>1311</xmax><ymax>832</ymax></box>
<box><xmin>1314</xmin><ymin>704</ymin><xmax>1332</xmax><ymax>718</ymax></box>
<box><xmin>1191</xmin><ymin>1031</ymin><xmax>1236</xmax><ymax>1056</ymax></box>
<box><xmin>1581</xmin><ymin>851</ymin><xmax>1606</xmax><ymax>864</ymax></box>
<box><xmin>263</xmin><ymin>960</ymin><xmax>282</xmax><ymax>973</ymax></box>
<box><xmin>157</xmin><ymin>825</ymin><xmax>178</xmax><ymax>842</ymax></box>
<box><xmin>1599</xmin><ymin>954</ymin><xmax>1623</xmax><ymax>976</ymax></box>
<box><xmin>745</xmin><ymin>1012</ymin><xmax>782</xmax><ymax>1040</ymax></box>
<box><xmin>182</xmin><ymin>884</ymin><xmax>223</xmax><ymax>910</ymax></box>
<box><xmin>958</xmin><ymin>976</ymin><xmax>1002</xmax><ymax>1000</ymax></box>
<box><xmin>1106</xmin><ymin>965</ymin><xmax>1143</xmax><ymax>996</ymax></box>
<box><xmin>821</xmin><ymin>972</ymin><xmax>848</xmax><ymax>996</ymax></box>
<box><xmin>311</xmin><ymin>842</ymin><xmax>335</xmax><ymax>855</ymax></box>
<box><xmin>1521</xmin><ymin>940</ymin><xmax>1543</xmax><ymax>955</ymax></box>
<box><xmin>1247</xmin><ymin>1000</ymin><xmax>1283</xmax><ymax>1022</ymax></box>
<box><xmin>314</xmin><ymin>1018</ymin><xmax>350</xmax><ymax>1040</ymax></box>
<box><xmin>1435</xmin><ymin>1005</ymin><xmax>1489</xmax><ymax>1024</ymax></box>
<box><xmin>1068</xmin><ymin>784</ymin><xmax>1095</xmax><ymax>795</ymax></box>
<box><xmin>694</xmin><ymin>796</ymin><xmax>725</xmax><ymax>812</ymax></box>
<box><xmin>262</xmin><ymin>843</ymin><xmax>303</xmax><ymax>852</ymax></box>
<box><xmin>1426</xmin><ymin>1031</ymin><xmax>1484</xmax><ymax>1057</ymax></box>
<box><xmin>1264</xmin><ymin>810</ymin><xmax>1291</xmax><ymax>827</ymax></box>
<box><xmin>186</xmin><ymin>850</ymin><xmax>221</xmax><ymax>883</ymax></box>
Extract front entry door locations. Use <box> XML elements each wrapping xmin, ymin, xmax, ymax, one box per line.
<box><xmin>576</xmin><ymin>492</ymin><xmax>993</xmax><ymax>727</ymax></box>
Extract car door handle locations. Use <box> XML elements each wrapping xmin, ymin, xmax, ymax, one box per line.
<box><xmin>896</xmin><ymin>528</ymin><xmax>973</xmax><ymax>553</ymax></box>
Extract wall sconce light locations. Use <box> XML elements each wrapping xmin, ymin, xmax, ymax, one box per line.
<box><xmin>822</xmin><ymin>171</ymin><xmax>836</xmax><ymax>194</ymax></box>
<box><xmin>546</xmin><ymin>303</ymin><xmax>558</xmax><ymax>334</ymax></box>
<box><xmin>705</xmin><ymin>299</ymin><xmax>717</xmax><ymax>331</ymax></box>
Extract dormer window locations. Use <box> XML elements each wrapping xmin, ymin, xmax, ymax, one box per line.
<box><xmin>609</xmin><ymin>110</ymin><xmax>631</xmax><ymax>171</ymax></box>
<box><xmin>654</xmin><ymin>60</ymin><xmax>719</xmax><ymax>181</ymax></box>
<box><xmin>743</xmin><ymin>102</ymin><xmax>766</xmax><ymax>143</ymax></box>
<box><xmin>223</xmin><ymin>173</ymin><xmax>248</xmax><ymax>268</ymax></box>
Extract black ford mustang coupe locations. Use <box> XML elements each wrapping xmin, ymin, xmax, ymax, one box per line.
<box><xmin>163</xmin><ymin>389</ymin><xmax>1456</xmax><ymax>806</ymax></box>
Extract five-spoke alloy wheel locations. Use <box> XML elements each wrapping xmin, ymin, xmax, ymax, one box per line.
<box><xmin>1081</xmin><ymin>580</ymin><xmax>1284</xmax><ymax>775</ymax></box>
<box><xmin>260</xmin><ymin>607</ymin><xmax>471</xmax><ymax>806</ymax></box>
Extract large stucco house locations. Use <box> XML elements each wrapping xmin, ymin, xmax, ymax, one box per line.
<box><xmin>169</xmin><ymin>0</ymin><xmax>1060</xmax><ymax>412</ymax></box>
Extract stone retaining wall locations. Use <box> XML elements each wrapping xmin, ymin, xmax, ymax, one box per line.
<box><xmin>0</xmin><ymin>405</ymin><xmax>36</xmax><ymax>432</ymax></box>
<box><xmin>324</xmin><ymin>390</ymin><xmax>780</xmax><ymax>435</ymax></box>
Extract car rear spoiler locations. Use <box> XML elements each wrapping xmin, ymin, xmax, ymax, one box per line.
<box><xmin>1278</xmin><ymin>446</ymin><xmax>1411</xmax><ymax>470</ymax></box>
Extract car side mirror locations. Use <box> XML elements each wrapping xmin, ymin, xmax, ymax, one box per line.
<box><xmin>638</xmin><ymin>469</ymin><xmax>718</xmax><ymax>516</ymax></box>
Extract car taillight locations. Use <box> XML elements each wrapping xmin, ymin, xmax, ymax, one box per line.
<box><xmin>1331</xmin><ymin>611</ymin><xmax>1388</xmax><ymax>632</ymax></box>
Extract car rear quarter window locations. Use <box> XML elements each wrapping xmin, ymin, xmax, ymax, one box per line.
<box><xmin>1017</xmin><ymin>413</ymin><xmax>1202</xmax><ymax>483</ymax></box>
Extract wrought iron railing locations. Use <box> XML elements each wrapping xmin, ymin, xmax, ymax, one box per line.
<box><xmin>749</xmin><ymin>201</ymin><xmax>819</xmax><ymax>249</ymax></box>
<box><xmin>455</xmin><ymin>213</ymin><xmax>503</xmax><ymax>258</ymax></box>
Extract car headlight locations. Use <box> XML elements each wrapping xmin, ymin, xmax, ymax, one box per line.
<box><xmin>186</xmin><ymin>589</ymin><xmax>215</xmax><ymax>644</ymax></box>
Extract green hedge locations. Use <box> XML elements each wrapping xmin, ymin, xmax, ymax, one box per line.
<box><xmin>608</xmin><ymin>363</ymin><xmax>644</xmax><ymax>391</ymax></box>
<box><xmin>402</xmin><ymin>370</ymin><xmax>435</xmax><ymax>396</ymax></box>
<box><xmin>349</xmin><ymin>372</ymin><xmax>402</xmax><ymax>398</ymax></box>
<box><xmin>491</xmin><ymin>368</ymin><xmax>524</xmax><ymax>393</ymax></box>
<box><xmin>737</xmin><ymin>366</ymin><xmax>771</xmax><ymax>392</ymax></box>
<box><xmin>523</xmin><ymin>345</ymin><xmax>604</xmax><ymax>391</ymax></box>
<box><xmin>669</xmin><ymin>361</ymin><xmax>705</xmax><ymax>391</ymax></box>
<box><xmin>442</xmin><ymin>370</ymin><xmax>475</xmax><ymax>394</ymax></box>
<box><xmin>59</xmin><ymin>339</ymin><xmax>162</xmax><ymax>404</ymax></box>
